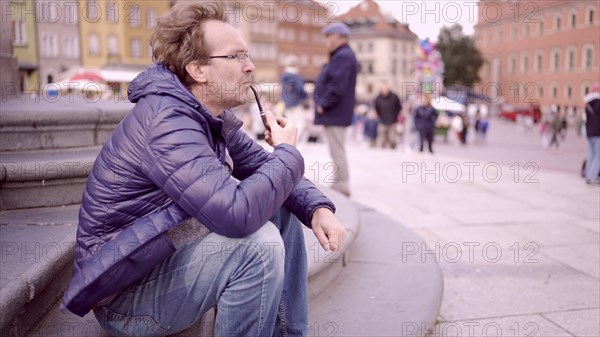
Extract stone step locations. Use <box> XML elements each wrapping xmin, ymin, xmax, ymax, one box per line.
<box><xmin>1</xmin><ymin>188</ymin><xmax>361</xmax><ymax>337</ymax></box>
<box><xmin>0</xmin><ymin>205</ymin><xmax>79</xmax><ymax>336</ymax></box>
<box><xmin>0</xmin><ymin>98</ymin><xmax>131</xmax><ymax>152</ymax></box>
<box><xmin>0</xmin><ymin>147</ymin><xmax>101</xmax><ymax>210</ymax></box>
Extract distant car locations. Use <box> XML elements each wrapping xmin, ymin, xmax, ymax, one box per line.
<box><xmin>499</xmin><ymin>104</ymin><xmax>541</xmax><ymax>123</ymax></box>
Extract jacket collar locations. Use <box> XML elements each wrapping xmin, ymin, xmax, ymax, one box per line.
<box><xmin>329</xmin><ymin>43</ymin><xmax>350</xmax><ymax>57</ymax></box>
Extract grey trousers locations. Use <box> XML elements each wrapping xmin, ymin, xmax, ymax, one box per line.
<box><xmin>377</xmin><ymin>123</ymin><xmax>398</xmax><ymax>149</ymax></box>
<box><xmin>324</xmin><ymin>126</ymin><xmax>350</xmax><ymax>196</ymax></box>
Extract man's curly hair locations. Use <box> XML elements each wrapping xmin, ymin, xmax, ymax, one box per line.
<box><xmin>151</xmin><ymin>2</ymin><xmax>228</xmax><ymax>87</ymax></box>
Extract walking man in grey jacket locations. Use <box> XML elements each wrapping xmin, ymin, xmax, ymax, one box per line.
<box><xmin>62</xmin><ymin>3</ymin><xmax>346</xmax><ymax>336</ymax></box>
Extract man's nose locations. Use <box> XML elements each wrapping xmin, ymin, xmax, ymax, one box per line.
<box><xmin>243</xmin><ymin>60</ymin><xmax>255</xmax><ymax>73</ymax></box>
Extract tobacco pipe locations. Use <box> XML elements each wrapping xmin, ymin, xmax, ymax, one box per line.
<box><xmin>249</xmin><ymin>85</ymin><xmax>270</xmax><ymax>130</ymax></box>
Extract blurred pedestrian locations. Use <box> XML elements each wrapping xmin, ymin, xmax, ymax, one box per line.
<box><xmin>560</xmin><ymin>110</ymin><xmax>568</xmax><ymax>141</ymax></box>
<box><xmin>404</xmin><ymin>97</ymin><xmax>421</xmax><ymax>153</ymax></box>
<box><xmin>280</xmin><ymin>55</ymin><xmax>308</xmax><ymax>143</ymax></box>
<box><xmin>314</xmin><ymin>22</ymin><xmax>358</xmax><ymax>197</ymax></box>
<box><xmin>583</xmin><ymin>82</ymin><xmax>600</xmax><ymax>185</ymax></box>
<box><xmin>548</xmin><ymin>111</ymin><xmax>562</xmax><ymax>149</ymax></box>
<box><xmin>374</xmin><ymin>80</ymin><xmax>402</xmax><ymax>149</ymax></box>
<box><xmin>414</xmin><ymin>94</ymin><xmax>437</xmax><ymax>153</ymax></box>
<box><xmin>363</xmin><ymin>109</ymin><xmax>379</xmax><ymax>147</ymax></box>
<box><xmin>474</xmin><ymin>109</ymin><xmax>490</xmax><ymax>144</ymax></box>
<box><xmin>460</xmin><ymin>114</ymin><xmax>469</xmax><ymax>145</ymax></box>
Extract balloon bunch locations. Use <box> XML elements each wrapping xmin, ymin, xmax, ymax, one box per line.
<box><xmin>415</xmin><ymin>38</ymin><xmax>444</xmax><ymax>93</ymax></box>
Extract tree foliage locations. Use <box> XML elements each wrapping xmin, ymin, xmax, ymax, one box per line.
<box><xmin>437</xmin><ymin>24</ymin><xmax>485</xmax><ymax>88</ymax></box>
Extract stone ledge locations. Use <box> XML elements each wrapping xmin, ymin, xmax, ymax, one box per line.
<box><xmin>0</xmin><ymin>99</ymin><xmax>132</xmax><ymax>152</ymax></box>
<box><xmin>0</xmin><ymin>147</ymin><xmax>100</xmax><ymax>210</ymax></box>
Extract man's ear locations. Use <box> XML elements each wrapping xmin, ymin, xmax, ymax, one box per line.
<box><xmin>185</xmin><ymin>61</ymin><xmax>208</xmax><ymax>84</ymax></box>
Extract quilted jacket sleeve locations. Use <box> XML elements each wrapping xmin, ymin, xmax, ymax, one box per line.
<box><xmin>228</xmin><ymin>129</ymin><xmax>336</xmax><ymax>227</ymax></box>
<box><xmin>142</xmin><ymin>110</ymin><xmax>304</xmax><ymax>238</ymax></box>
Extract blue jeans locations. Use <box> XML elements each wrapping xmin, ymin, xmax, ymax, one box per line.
<box><xmin>586</xmin><ymin>136</ymin><xmax>600</xmax><ymax>182</ymax></box>
<box><xmin>94</xmin><ymin>208</ymin><xmax>308</xmax><ymax>337</ymax></box>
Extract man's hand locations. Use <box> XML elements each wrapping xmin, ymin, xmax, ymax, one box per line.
<box><xmin>264</xmin><ymin>111</ymin><xmax>298</xmax><ymax>147</ymax></box>
<box><xmin>311</xmin><ymin>207</ymin><xmax>346</xmax><ymax>252</ymax></box>
<box><xmin>317</xmin><ymin>106</ymin><xmax>324</xmax><ymax>114</ymax></box>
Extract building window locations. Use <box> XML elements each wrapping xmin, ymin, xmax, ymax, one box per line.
<box><xmin>588</xmin><ymin>7</ymin><xmax>596</xmax><ymax>25</ymax></box>
<box><xmin>555</xmin><ymin>15</ymin><xmax>562</xmax><ymax>31</ymax></box>
<box><xmin>583</xmin><ymin>83</ymin><xmax>590</xmax><ymax>95</ymax></box>
<box><xmin>509</xmin><ymin>54</ymin><xmax>517</xmax><ymax>74</ymax></box>
<box><xmin>571</xmin><ymin>12</ymin><xmax>577</xmax><ymax>28</ymax></box>
<box><xmin>64</xmin><ymin>36</ymin><xmax>79</xmax><ymax>59</ymax></box>
<box><xmin>521</xmin><ymin>53</ymin><xmax>529</xmax><ymax>73</ymax></box>
<box><xmin>567</xmin><ymin>48</ymin><xmax>576</xmax><ymax>71</ymax></box>
<box><xmin>566</xmin><ymin>85</ymin><xmax>573</xmax><ymax>99</ymax></box>
<box><xmin>147</xmin><ymin>8</ymin><xmax>157</xmax><ymax>28</ymax></box>
<box><xmin>552</xmin><ymin>49</ymin><xmax>561</xmax><ymax>71</ymax></box>
<box><xmin>14</xmin><ymin>20</ymin><xmax>26</xmax><ymax>45</ymax></box>
<box><xmin>552</xmin><ymin>84</ymin><xmax>558</xmax><ymax>99</ymax></box>
<box><xmin>107</xmin><ymin>2</ymin><xmax>118</xmax><ymax>23</ymax></box>
<box><xmin>148</xmin><ymin>43</ymin><xmax>153</xmax><ymax>58</ymax></box>
<box><xmin>536</xmin><ymin>51</ymin><xmax>543</xmax><ymax>72</ymax></box>
<box><xmin>41</xmin><ymin>34</ymin><xmax>58</xmax><ymax>57</ymax></box>
<box><xmin>88</xmin><ymin>33</ymin><xmax>100</xmax><ymax>56</ymax></box>
<box><xmin>524</xmin><ymin>24</ymin><xmax>530</xmax><ymax>37</ymax></box>
<box><xmin>108</xmin><ymin>35</ymin><xmax>119</xmax><ymax>56</ymax></box>
<box><xmin>368</xmin><ymin>42</ymin><xmax>374</xmax><ymax>53</ymax></box>
<box><xmin>131</xmin><ymin>38</ymin><xmax>141</xmax><ymax>58</ymax></box>
<box><xmin>584</xmin><ymin>45</ymin><xmax>594</xmax><ymax>70</ymax></box>
<box><xmin>539</xmin><ymin>85</ymin><xmax>544</xmax><ymax>98</ymax></box>
<box><xmin>538</xmin><ymin>20</ymin><xmax>544</xmax><ymax>35</ymax></box>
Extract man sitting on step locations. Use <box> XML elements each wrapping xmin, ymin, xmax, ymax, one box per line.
<box><xmin>61</xmin><ymin>3</ymin><xmax>346</xmax><ymax>336</ymax></box>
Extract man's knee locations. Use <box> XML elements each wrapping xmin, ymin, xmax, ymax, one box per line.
<box><xmin>245</xmin><ymin>222</ymin><xmax>285</xmax><ymax>274</ymax></box>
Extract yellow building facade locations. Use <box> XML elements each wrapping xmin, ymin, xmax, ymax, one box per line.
<box><xmin>78</xmin><ymin>0</ymin><xmax>169</xmax><ymax>69</ymax></box>
<box><xmin>8</xmin><ymin>0</ymin><xmax>39</xmax><ymax>92</ymax></box>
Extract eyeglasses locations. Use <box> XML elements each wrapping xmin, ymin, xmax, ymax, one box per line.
<box><xmin>209</xmin><ymin>52</ymin><xmax>251</xmax><ymax>63</ymax></box>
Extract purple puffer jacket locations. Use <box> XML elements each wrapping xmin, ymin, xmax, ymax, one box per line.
<box><xmin>62</xmin><ymin>63</ymin><xmax>335</xmax><ymax>316</ymax></box>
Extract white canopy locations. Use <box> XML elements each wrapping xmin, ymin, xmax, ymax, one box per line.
<box><xmin>432</xmin><ymin>96</ymin><xmax>466</xmax><ymax>113</ymax></box>
<box><xmin>99</xmin><ymin>69</ymin><xmax>142</xmax><ymax>83</ymax></box>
